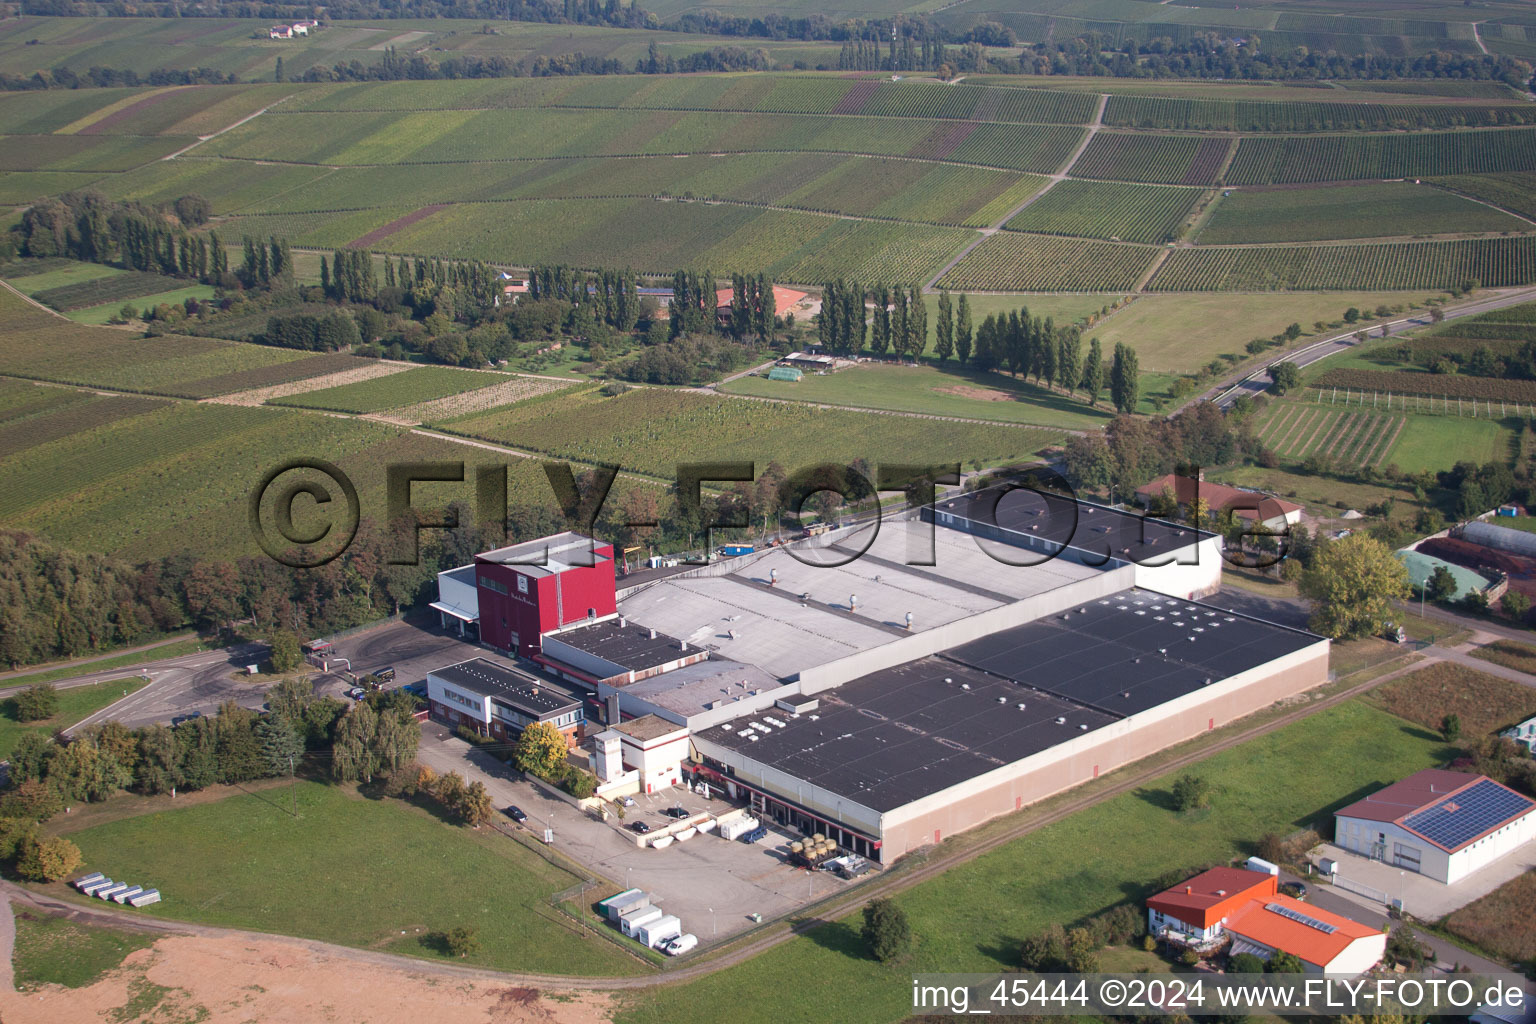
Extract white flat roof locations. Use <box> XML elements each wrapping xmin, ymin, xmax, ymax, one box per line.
<box><xmin>617</xmin><ymin>576</ymin><xmax>894</xmax><ymax>679</ymax></box>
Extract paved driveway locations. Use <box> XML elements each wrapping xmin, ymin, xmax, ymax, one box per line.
<box><xmin>416</xmin><ymin>726</ymin><xmax>858</xmax><ymax>947</ymax></box>
<box><xmin>1308</xmin><ymin>842</ymin><xmax>1536</xmax><ymax>920</ymax></box>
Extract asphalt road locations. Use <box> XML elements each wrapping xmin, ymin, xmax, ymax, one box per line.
<box><xmin>1202</xmin><ymin>285</ymin><xmax>1536</xmax><ymax>410</ymax></box>
<box><xmin>62</xmin><ymin>619</ymin><xmax>485</xmax><ymax>734</ymax></box>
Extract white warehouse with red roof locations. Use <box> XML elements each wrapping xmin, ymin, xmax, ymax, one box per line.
<box><xmin>1333</xmin><ymin>769</ymin><xmax>1536</xmax><ymax>884</ymax></box>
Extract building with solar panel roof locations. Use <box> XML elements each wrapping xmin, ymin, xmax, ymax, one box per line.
<box><xmin>1334</xmin><ymin>769</ymin><xmax>1536</xmax><ymax>884</ymax></box>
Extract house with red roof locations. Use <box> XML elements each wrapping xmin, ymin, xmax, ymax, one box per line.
<box><xmin>1146</xmin><ymin>867</ymin><xmax>1277</xmax><ymax>947</ymax></box>
<box><xmin>1135</xmin><ymin>473</ymin><xmax>1303</xmax><ymax>534</ymax></box>
<box><xmin>1148</xmin><ymin>869</ymin><xmax>1386</xmax><ymax>974</ymax></box>
<box><xmin>1333</xmin><ymin>769</ymin><xmax>1536</xmax><ymax>884</ymax></box>
<box><xmin>1224</xmin><ymin>895</ymin><xmax>1386</xmax><ymax>975</ymax></box>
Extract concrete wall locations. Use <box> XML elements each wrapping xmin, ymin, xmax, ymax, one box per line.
<box><xmin>1134</xmin><ymin>535</ymin><xmax>1225</xmax><ymax>600</ymax></box>
<box><xmin>795</xmin><ymin>564</ymin><xmax>1136</xmax><ymax>694</ymax></box>
<box><xmin>876</xmin><ymin>641</ymin><xmax>1330</xmax><ymax>860</ymax></box>
<box><xmin>1324</xmin><ymin>934</ymin><xmax>1388</xmax><ymax>976</ymax></box>
<box><xmin>436</xmin><ymin>569</ymin><xmax>479</xmax><ymax>621</ymax></box>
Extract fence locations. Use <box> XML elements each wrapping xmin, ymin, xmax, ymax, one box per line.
<box><xmin>1312</xmin><ymin>386</ymin><xmax>1536</xmax><ymax>419</ymax></box>
<box><xmin>1331</xmin><ymin>874</ymin><xmax>1389</xmax><ymax>905</ymax></box>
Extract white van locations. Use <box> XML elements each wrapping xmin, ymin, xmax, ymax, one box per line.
<box><xmin>663</xmin><ymin>933</ymin><xmax>698</xmax><ymax>956</ymax></box>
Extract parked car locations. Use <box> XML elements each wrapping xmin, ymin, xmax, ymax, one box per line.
<box><xmin>375</xmin><ymin>666</ymin><xmax>396</xmax><ymax>682</ymax></box>
<box><xmin>346</xmin><ymin>686</ymin><xmax>367</xmax><ymax>700</ymax></box>
<box><xmin>740</xmin><ymin>825</ymin><xmax>769</xmax><ymax>844</ymax></box>
<box><xmin>663</xmin><ymin>806</ymin><xmax>690</xmax><ymax>819</ymax></box>
<box><xmin>1279</xmin><ymin>881</ymin><xmax>1308</xmax><ymax>900</ymax></box>
<box><xmin>170</xmin><ymin>711</ymin><xmax>203</xmax><ymax>726</ymax></box>
<box><xmin>1381</xmin><ymin>624</ymin><xmax>1407</xmax><ymax>644</ymax></box>
<box><xmin>663</xmin><ymin>933</ymin><xmax>698</xmax><ymax>956</ymax></box>
<box><xmin>629</xmin><ymin>821</ymin><xmax>652</xmax><ymax>834</ymax></box>
<box><xmin>506</xmin><ymin>806</ymin><xmax>527</xmax><ymax>823</ymax></box>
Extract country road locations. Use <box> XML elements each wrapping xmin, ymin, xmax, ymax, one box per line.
<box><xmin>1195</xmin><ymin>285</ymin><xmax>1536</xmax><ymax>411</ymax></box>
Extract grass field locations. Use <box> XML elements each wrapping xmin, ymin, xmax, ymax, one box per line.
<box><xmin>56</xmin><ymin>780</ymin><xmax>644</xmax><ymax>976</ymax></box>
<box><xmin>721</xmin><ymin>361</ymin><xmax>1111</xmax><ymax>430</ymax></box>
<box><xmin>440</xmin><ymin>387</ymin><xmax>1065</xmax><ymax>478</ymax></box>
<box><xmin>1085</xmin><ymin>292</ymin><xmax>1428</xmax><ymax>373</ymax></box>
<box><xmin>68</xmin><ymin>284</ymin><xmax>217</xmax><ymax>325</ymax></box>
<box><xmin>10</xmin><ymin>911</ymin><xmax>156</xmax><ymax>991</ymax></box>
<box><xmin>1467</xmin><ymin>639</ymin><xmax>1536</xmax><ymax>677</ymax></box>
<box><xmin>0</xmin><ymin>678</ymin><xmax>147</xmax><ymax>760</ymax></box>
<box><xmin>1444</xmin><ymin>870</ymin><xmax>1536</xmax><ymax>963</ymax></box>
<box><xmin>1198</xmin><ymin>182</ymin><xmax>1530</xmax><ymax>243</ymax></box>
<box><xmin>616</xmin><ymin>698</ymin><xmax>1447</xmax><ymax>1024</ymax></box>
<box><xmin>270</xmin><ymin>365</ymin><xmax>512</xmax><ymax>414</ymax></box>
<box><xmin>1365</xmin><ymin>661</ymin><xmax>1536</xmax><ymax>738</ymax></box>
<box><xmin>1215</xmin><ymin>463</ymin><xmax>1415</xmax><ymax>519</ymax></box>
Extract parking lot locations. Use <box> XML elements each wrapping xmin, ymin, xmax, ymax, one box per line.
<box><xmin>416</xmin><ymin>726</ymin><xmax>865</xmax><ymax>947</ymax></box>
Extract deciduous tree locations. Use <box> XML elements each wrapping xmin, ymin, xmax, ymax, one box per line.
<box><xmin>1298</xmin><ymin>534</ymin><xmax>1411</xmax><ymax>640</ymax></box>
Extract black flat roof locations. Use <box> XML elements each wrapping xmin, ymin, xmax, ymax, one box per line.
<box><xmin>946</xmin><ymin>589</ymin><xmax>1322</xmax><ymax>717</ymax></box>
<box><xmin>431</xmin><ymin>658</ymin><xmax>582</xmax><ymax>718</ymax></box>
<box><xmin>548</xmin><ymin>619</ymin><xmax>692</xmax><ymax>672</ymax></box>
<box><xmin>703</xmin><ymin>658</ymin><xmax>1114</xmax><ymax>812</ymax></box>
<box><xmin>932</xmin><ymin>483</ymin><xmax>1215</xmax><ymax>567</ymax></box>
<box><xmin>703</xmin><ymin>589</ymin><xmax>1323</xmax><ymax>811</ymax></box>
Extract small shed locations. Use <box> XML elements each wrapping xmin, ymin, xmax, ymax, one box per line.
<box><xmin>768</xmin><ymin>366</ymin><xmax>802</xmax><ymax>382</ymax></box>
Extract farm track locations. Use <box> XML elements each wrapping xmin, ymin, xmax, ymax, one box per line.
<box><xmin>162</xmin><ymin>94</ymin><xmax>298</xmax><ymax>161</ymax></box>
<box><xmin>0</xmin><ymin>279</ymin><xmax>74</xmax><ymax>322</ymax></box>
<box><xmin>923</xmin><ymin>93</ymin><xmax>1108</xmax><ymax>291</ymax></box>
<box><xmin>1</xmin><ymin>653</ymin><xmax>1429</xmax><ymax>992</ymax></box>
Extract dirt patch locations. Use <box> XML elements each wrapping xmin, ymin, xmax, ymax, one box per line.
<box><xmin>831</xmin><ymin>79</ymin><xmax>878</xmax><ymax>116</ymax></box>
<box><xmin>937</xmin><ymin>384</ymin><xmax>1013</xmax><ymax>402</ymax></box>
<box><xmin>204</xmin><ymin>360</ymin><xmax>414</xmax><ymax>407</ymax></box>
<box><xmin>918</xmin><ymin>120</ymin><xmax>978</xmax><ymax>161</ymax></box>
<box><xmin>78</xmin><ymin>88</ymin><xmax>190</xmax><ymax>135</ymax></box>
<box><xmin>0</xmin><ymin>933</ymin><xmax>616</xmax><ymax>1024</ymax></box>
<box><xmin>350</xmin><ymin>205</ymin><xmax>445</xmax><ymax>249</ymax></box>
<box><xmin>1365</xmin><ymin>660</ymin><xmax>1536</xmax><ymax>737</ymax></box>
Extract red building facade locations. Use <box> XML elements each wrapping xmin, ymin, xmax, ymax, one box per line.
<box><xmin>474</xmin><ymin>533</ymin><xmax>617</xmax><ymax>658</ymax></box>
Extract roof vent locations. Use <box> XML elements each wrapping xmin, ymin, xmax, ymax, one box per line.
<box><xmin>1055</xmin><ymin>716</ymin><xmax>1066</xmax><ymax>725</ymax></box>
<box><xmin>997</xmin><ymin>696</ymin><xmax>1007</xmax><ymax>704</ymax></box>
<box><xmin>1017</xmin><ymin>703</ymin><xmax>1026</xmax><ymax>711</ymax></box>
<box><xmin>961</xmin><ymin>683</ymin><xmax>970</xmax><ymax>690</ymax></box>
<box><xmin>944</xmin><ymin>677</ymin><xmax>953</xmax><ymax>685</ymax></box>
<box><xmin>649</xmin><ymin>628</ymin><xmax>657</xmax><ymax>640</ymax></box>
<box><xmin>619</xmin><ymin>616</ymin><xmax>626</xmax><ymax>628</ymax></box>
<box><xmin>1079</xmin><ymin>724</ymin><xmax>1088</xmax><ymax>730</ymax></box>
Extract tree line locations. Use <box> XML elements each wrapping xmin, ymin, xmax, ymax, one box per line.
<box><xmin>2</xmin><ymin>64</ymin><xmax>237</xmax><ymax>92</ymax></box>
<box><xmin>816</xmin><ymin>280</ymin><xmax>928</xmax><ymax>362</ymax></box>
<box><xmin>969</xmin><ymin>31</ymin><xmax>1533</xmax><ymax>89</ymax></box>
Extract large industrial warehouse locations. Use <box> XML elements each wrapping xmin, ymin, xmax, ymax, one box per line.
<box><xmin>434</xmin><ymin>483</ymin><xmax>1330</xmax><ymax>862</ymax></box>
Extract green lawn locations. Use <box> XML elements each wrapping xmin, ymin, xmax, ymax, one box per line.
<box><xmin>10</xmin><ymin>910</ymin><xmax>155</xmax><ymax>991</ymax></box>
<box><xmin>0</xmin><ymin>678</ymin><xmax>147</xmax><ymax>760</ymax></box>
<box><xmin>722</xmin><ymin>361</ymin><xmax>1111</xmax><ymax>430</ymax></box>
<box><xmin>1086</xmin><ymin>292</ymin><xmax>1429</xmax><ymax>374</ymax></box>
<box><xmin>616</xmin><ymin>699</ymin><xmax>1447</xmax><ymax>1024</ymax></box>
<box><xmin>67</xmin><ymin>285</ymin><xmax>217</xmax><ymax>325</ymax></box>
<box><xmin>57</xmin><ymin>780</ymin><xmax>645</xmax><ymax>977</ymax></box>
<box><xmin>1383</xmin><ymin>414</ymin><xmax>1514</xmax><ymax>475</ymax></box>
